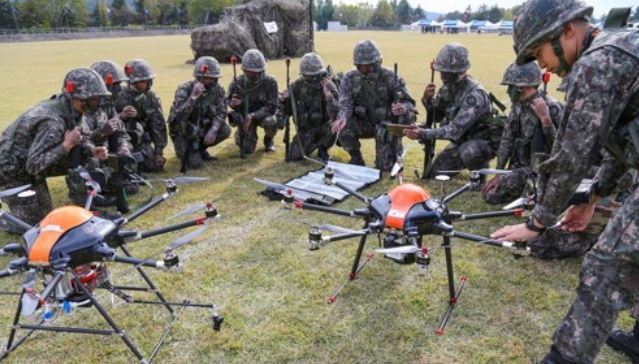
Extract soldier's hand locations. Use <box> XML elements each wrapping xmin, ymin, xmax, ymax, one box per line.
<box><xmin>490</xmin><ymin>223</ymin><xmax>539</xmax><ymax>242</ymax></box>
<box><xmin>530</xmin><ymin>97</ymin><xmax>552</xmax><ymax>127</ymax></box>
<box><xmin>204</xmin><ymin>127</ymin><xmax>218</xmax><ymax>145</ymax></box>
<box><xmin>321</xmin><ymin>77</ymin><xmax>332</xmax><ymax>98</ymax></box>
<box><xmin>403</xmin><ymin>125</ymin><xmax>422</xmax><ymax>140</ymax></box>
<box><xmin>92</xmin><ymin>146</ymin><xmax>108</xmax><ymax>160</ymax></box>
<box><xmin>242</xmin><ymin>114</ymin><xmax>253</xmax><ymax>133</ymax></box>
<box><xmin>229</xmin><ymin>94</ymin><xmax>242</xmax><ymax>108</ymax></box>
<box><xmin>560</xmin><ymin>202</ymin><xmax>597</xmax><ymax>232</ymax></box>
<box><xmin>331</xmin><ymin>118</ymin><xmax>346</xmax><ymax>134</ymax></box>
<box><xmin>121</xmin><ymin>106</ymin><xmax>138</xmax><ymax>119</ymax></box>
<box><xmin>100</xmin><ymin>119</ymin><xmax>118</xmax><ymax>137</ymax></box>
<box><xmin>422</xmin><ymin>83</ymin><xmax>436</xmax><ymax>103</ymax></box>
<box><xmin>279</xmin><ymin>90</ymin><xmax>289</xmax><ymax>102</ymax></box>
<box><xmin>482</xmin><ymin>175</ymin><xmax>502</xmax><ymax>195</ymax></box>
<box><xmin>391</xmin><ymin>102</ymin><xmax>408</xmax><ymax>116</ymax></box>
<box><xmin>63</xmin><ymin>128</ymin><xmax>82</xmax><ymax>152</ymax></box>
<box><xmin>191</xmin><ymin>81</ymin><xmax>206</xmax><ymax>100</ymax></box>
<box><xmin>154</xmin><ymin>154</ymin><xmax>166</xmax><ymax>169</ymax></box>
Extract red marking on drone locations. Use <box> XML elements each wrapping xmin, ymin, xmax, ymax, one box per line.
<box><xmin>294</xmin><ymin>200</ymin><xmax>304</xmax><ymax>209</ymax></box>
<box><xmin>195</xmin><ymin>218</ymin><xmax>206</xmax><ymax>225</ymax></box>
<box><xmin>513</xmin><ymin>208</ymin><xmax>525</xmax><ymax>217</ymax></box>
<box><xmin>366</xmin><ymin>252</ymin><xmax>374</xmax><ymax>259</ymax></box>
<box><xmin>435</xmin><ymin>328</ymin><xmax>444</xmax><ymax>336</ymax></box>
<box><xmin>327</xmin><ymin>296</ymin><xmax>336</xmax><ymax>304</ymax></box>
<box><xmin>460</xmin><ymin>275</ymin><xmax>469</xmax><ymax>282</ymax></box>
<box><xmin>206</xmin><ymin>202</ymin><xmax>213</xmax><ymax>209</ymax></box>
<box><xmin>450</xmin><ymin>297</ymin><xmax>457</xmax><ymax>305</ymax></box>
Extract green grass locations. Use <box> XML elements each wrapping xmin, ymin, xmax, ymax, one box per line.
<box><xmin>0</xmin><ymin>32</ymin><xmax>632</xmax><ymax>363</ymax></box>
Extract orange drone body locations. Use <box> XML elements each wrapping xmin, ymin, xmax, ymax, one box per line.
<box><xmin>385</xmin><ymin>183</ymin><xmax>431</xmax><ymax>230</ymax></box>
<box><xmin>28</xmin><ymin>206</ymin><xmax>93</xmax><ymax>266</ymax></box>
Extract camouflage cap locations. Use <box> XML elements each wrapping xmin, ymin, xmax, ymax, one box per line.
<box><xmin>433</xmin><ymin>43</ymin><xmax>470</xmax><ymax>73</ymax></box>
<box><xmin>241</xmin><ymin>49</ymin><xmax>267</xmax><ymax>72</ymax></box>
<box><xmin>90</xmin><ymin>60</ymin><xmax>128</xmax><ymax>86</ymax></box>
<box><xmin>62</xmin><ymin>68</ymin><xmax>111</xmax><ymax>100</ymax></box>
<box><xmin>514</xmin><ymin>0</ymin><xmax>593</xmax><ymax>65</ymax></box>
<box><xmin>299</xmin><ymin>52</ymin><xmax>325</xmax><ymax>75</ymax></box>
<box><xmin>194</xmin><ymin>56</ymin><xmax>222</xmax><ymax>78</ymax></box>
<box><xmin>124</xmin><ymin>59</ymin><xmax>156</xmax><ymax>83</ymax></box>
<box><xmin>353</xmin><ymin>40</ymin><xmax>382</xmax><ymax>65</ymax></box>
<box><xmin>500</xmin><ymin>61</ymin><xmax>542</xmax><ymax>87</ymax></box>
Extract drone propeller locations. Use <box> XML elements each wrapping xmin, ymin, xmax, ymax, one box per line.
<box><xmin>167</xmin><ymin>198</ymin><xmax>222</xmax><ymax>221</ymax></box>
<box><xmin>152</xmin><ymin>176</ymin><xmax>210</xmax><ymax>185</ymax></box>
<box><xmin>0</xmin><ymin>184</ymin><xmax>32</xmax><ymax>200</ymax></box>
<box><xmin>300</xmin><ymin>221</ymin><xmax>362</xmax><ymax>235</ymax></box>
<box><xmin>438</xmin><ymin>168</ymin><xmax>512</xmax><ymax>176</ymax></box>
<box><xmin>165</xmin><ymin>225</ymin><xmax>209</xmax><ymax>252</ymax></box>
<box><xmin>303</xmin><ymin>156</ymin><xmax>360</xmax><ymax>181</ymax></box>
<box><xmin>375</xmin><ymin>245</ymin><xmax>421</xmax><ymax>255</ymax></box>
<box><xmin>503</xmin><ymin>197</ymin><xmax>528</xmax><ymax>211</ymax></box>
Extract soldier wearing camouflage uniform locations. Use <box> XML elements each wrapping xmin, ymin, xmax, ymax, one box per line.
<box><xmin>404</xmin><ymin>43</ymin><xmax>498</xmax><ymax>178</ymax></box>
<box><xmin>168</xmin><ymin>56</ymin><xmax>231</xmax><ymax>169</ymax></box>
<box><xmin>332</xmin><ymin>40</ymin><xmax>415</xmax><ymax>171</ymax></box>
<box><xmin>115</xmin><ymin>59</ymin><xmax>167</xmax><ymax>172</ymax></box>
<box><xmin>490</xmin><ymin>1</ymin><xmax>639</xmax><ymax>362</ymax></box>
<box><xmin>227</xmin><ymin>49</ymin><xmax>279</xmax><ymax>155</ymax></box>
<box><xmin>482</xmin><ymin>62</ymin><xmax>563</xmax><ymax>204</ymax></box>
<box><xmin>280</xmin><ymin>52</ymin><xmax>338</xmax><ymax>162</ymax></box>
<box><xmin>0</xmin><ymin>68</ymin><xmax>110</xmax><ymax>232</ymax></box>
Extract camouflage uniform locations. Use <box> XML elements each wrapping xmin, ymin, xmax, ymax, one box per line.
<box><xmin>114</xmin><ymin>59</ymin><xmax>167</xmax><ymax>172</ymax></box>
<box><xmin>168</xmin><ymin>57</ymin><xmax>231</xmax><ymax>169</ymax></box>
<box><xmin>513</xmin><ymin>1</ymin><xmax>639</xmax><ymax>362</ymax></box>
<box><xmin>337</xmin><ymin>40</ymin><xmax>415</xmax><ymax>171</ymax></box>
<box><xmin>419</xmin><ymin>44</ymin><xmax>497</xmax><ymax>177</ymax></box>
<box><xmin>0</xmin><ymin>68</ymin><xmax>109</xmax><ymax>232</ymax></box>
<box><xmin>484</xmin><ymin>62</ymin><xmax>563</xmax><ymax>204</ymax></box>
<box><xmin>227</xmin><ymin>49</ymin><xmax>279</xmax><ymax>155</ymax></box>
<box><xmin>281</xmin><ymin>53</ymin><xmax>338</xmax><ymax>161</ymax></box>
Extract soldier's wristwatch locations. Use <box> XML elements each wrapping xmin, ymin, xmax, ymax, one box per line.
<box><xmin>525</xmin><ymin>217</ymin><xmax>546</xmax><ymax>233</ymax></box>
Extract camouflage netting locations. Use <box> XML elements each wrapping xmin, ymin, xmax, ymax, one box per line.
<box><xmin>190</xmin><ymin>0</ymin><xmax>313</xmax><ymax>63</ymax></box>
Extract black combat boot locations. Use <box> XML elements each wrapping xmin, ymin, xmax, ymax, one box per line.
<box><xmin>539</xmin><ymin>346</ymin><xmax>577</xmax><ymax>364</ymax></box>
<box><xmin>264</xmin><ymin>136</ymin><xmax>275</xmax><ymax>152</ymax></box>
<box><xmin>318</xmin><ymin>146</ymin><xmax>329</xmax><ymax>163</ymax></box>
<box><xmin>607</xmin><ymin>321</ymin><xmax>639</xmax><ymax>363</ymax></box>
<box><xmin>348</xmin><ymin>150</ymin><xmax>365</xmax><ymax>166</ymax></box>
<box><xmin>201</xmin><ymin>150</ymin><xmax>218</xmax><ymax>161</ymax></box>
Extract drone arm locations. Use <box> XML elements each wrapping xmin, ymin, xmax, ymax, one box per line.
<box><xmin>442</xmin><ymin>183</ymin><xmax>471</xmax><ymax>204</ymax></box>
<box><xmin>112</xmin><ymin>255</ymin><xmax>169</xmax><ymax>269</ymax></box>
<box><xmin>38</xmin><ymin>270</ymin><xmax>65</xmax><ymax>302</ymax></box>
<box><xmin>0</xmin><ymin>210</ymin><xmax>33</xmax><ymax>234</ymax></box>
<box><xmin>455</xmin><ymin>208</ymin><xmax>525</xmax><ymax>221</ymax></box>
<box><xmin>0</xmin><ymin>268</ymin><xmax>19</xmax><ymax>278</ymax></box>
<box><xmin>131</xmin><ymin>217</ymin><xmax>208</xmax><ymax>241</ymax></box>
<box><xmin>295</xmin><ymin>200</ymin><xmax>360</xmax><ymax>218</ymax></box>
<box><xmin>450</xmin><ymin>230</ymin><xmax>529</xmax><ymax>252</ymax></box>
<box><xmin>333</xmin><ymin>180</ymin><xmax>370</xmax><ymax>204</ymax></box>
<box><xmin>116</xmin><ymin>191</ymin><xmax>171</xmax><ymax>225</ymax></box>
<box><xmin>322</xmin><ymin>229</ymin><xmax>370</xmax><ymax>244</ymax></box>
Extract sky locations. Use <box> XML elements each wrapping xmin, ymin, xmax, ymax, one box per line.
<box><xmin>336</xmin><ymin>0</ymin><xmax>637</xmax><ymax>19</ymax></box>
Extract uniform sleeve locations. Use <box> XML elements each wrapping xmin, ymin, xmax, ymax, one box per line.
<box><xmin>210</xmin><ymin>86</ymin><xmax>228</xmax><ymax>130</ymax></box>
<box><xmin>422</xmin><ymin>89</ymin><xmax>490</xmax><ymax>141</ymax></box>
<box><xmin>326</xmin><ymin>80</ymin><xmax>340</xmax><ymax>120</ymax></box>
<box><xmin>147</xmin><ymin>93</ymin><xmax>168</xmax><ymax>155</ymax></box>
<box><xmin>252</xmin><ymin>78</ymin><xmax>278</xmax><ymax>121</ymax></box>
<box><xmin>26</xmin><ymin>118</ymin><xmax>67</xmax><ymax>175</ymax></box>
<box><xmin>80</xmin><ymin>112</ymin><xmax>99</xmax><ymax>151</ymax></box>
<box><xmin>496</xmin><ymin>111</ymin><xmax>516</xmax><ymax>170</ymax></box>
<box><xmin>112</xmin><ymin>116</ymin><xmax>132</xmax><ymax>154</ymax></box>
<box><xmin>532</xmin><ymin>52</ymin><xmax>634</xmax><ymax>226</ymax></box>
<box><xmin>171</xmin><ymin>83</ymin><xmax>197</xmax><ymax>124</ymax></box>
<box><xmin>337</xmin><ymin>74</ymin><xmax>355</xmax><ymax>121</ymax></box>
<box><xmin>593</xmin><ymin>151</ymin><xmax>628</xmax><ymax>197</ymax></box>
<box><xmin>227</xmin><ymin>80</ymin><xmax>241</xmax><ymax>111</ymax></box>
<box><xmin>395</xmin><ymin>76</ymin><xmax>416</xmax><ymax>111</ymax></box>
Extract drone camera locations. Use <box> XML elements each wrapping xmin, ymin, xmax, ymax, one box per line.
<box><xmin>308</xmin><ymin>226</ymin><xmax>322</xmax><ymax>250</ymax></box>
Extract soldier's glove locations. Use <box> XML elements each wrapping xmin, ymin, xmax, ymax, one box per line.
<box><xmin>121</xmin><ymin>106</ymin><xmax>138</xmax><ymax>120</ymax></box>
<box><xmin>100</xmin><ymin>119</ymin><xmax>118</xmax><ymax>137</ymax></box>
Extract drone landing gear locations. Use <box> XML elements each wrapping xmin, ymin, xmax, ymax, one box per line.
<box><xmin>435</xmin><ymin>234</ymin><xmax>469</xmax><ymax>336</ymax></box>
<box><xmin>1</xmin><ymin>253</ymin><xmax>222</xmax><ymax>363</ymax></box>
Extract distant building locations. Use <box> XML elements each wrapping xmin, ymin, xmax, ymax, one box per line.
<box><xmin>326</xmin><ymin>21</ymin><xmax>347</xmax><ymax>32</ymax></box>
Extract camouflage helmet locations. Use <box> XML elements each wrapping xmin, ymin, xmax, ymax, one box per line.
<box><xmin>513</xmin><ymin>0</ymin><xmax>593</xmax><ymax>65</ymax></box>
<box><xmin>124</xmin><ymin>59</ymin><xmax>156</xmax><ymax>83</ymax></box>
<box><xmin>299</xmin><ymin>52</ymin><xmax>325</xmax><ymax>75</ymax></box>
<box><xmin>433</xmin><ymin>43</ymin><xmax>470</xmax><ymax>73</ymax></box>
<box><xmin>62</xmin><ymin>68</ymin><xmax>111</xmax><ymax>100</ymax></box>
<box><xmin>500</xmin><ymin>62</ymin><xmax>542</xmax><ymax>87</ymax></box>
<box><xmin>90</xmin><ymin>60</ymin><xmax>128</xmax><ymax>86</ymax></box>
<box><xmin>353</xmin><ymin>40</ymin><xmax>382</xmax><ymax>65</ymax></box>
<box><xmin>241</xmin><ymin>49</ymin><xmax>267</xmax><ymax>72</ymax></box>
<box><xmin>194</xmin><ymin>56</ymin><xmax>222</xmax><ymax>78</ymax></box>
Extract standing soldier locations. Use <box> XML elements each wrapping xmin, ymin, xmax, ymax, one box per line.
<box><xmin>168</xmin><ymin>56</ymin><xmax>231</xmax><ymax>170</ymax></box>
<box><xmin>404</xmin><ymin>43</ymin><xmax>499</xmax><ymax>180</ymax></box>
<box><xmin>482</xmin><ymin>62</ymin><xmax>563</xmax><ymax>204</ymax></box>
<box><xmin>115</xmin><ymin>59</ymin><xmax>167</xmax><ymax>172</ymax></box>
<box><xmin>331</xmin><ymin>40</ymin><xmax>415</xmax><ymax>171</ymax></box>
<box><xmin>280</xmin><ymin>52</ymin><xmax>338</xmax><ymax>162</ymax></box>
<box><xmin>0</xmin><ymin>68</ymin><xmax>110</xmax><ymax>232</ymax></box>
<box><xmin>227</xmin><ymin>49</ymin><xmax>279</xmax><ymax>155</ymax></box>
<box><xmin>490</xmin><ymin>0</ymin><xmax>639</xmax><ymax>362</ymax></box>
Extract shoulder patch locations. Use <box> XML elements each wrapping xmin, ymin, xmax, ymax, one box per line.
<box><xmin>466</xmin><ymin>95</ymin><xmax>477</xmax><ymax>107</ymax></box>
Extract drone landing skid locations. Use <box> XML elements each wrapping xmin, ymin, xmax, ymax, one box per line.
<box><xmin>1</xmin><ymin>249</ymin><xmax>222</xmax><ymax>363</ymax></box>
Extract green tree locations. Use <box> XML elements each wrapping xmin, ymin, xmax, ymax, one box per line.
<box><xmin>111</xmin><ymin>0</ymin><xmax>126</xmax><ymax>10</ymax></box>
<box><xmin>395</xmin><ymin>0</ymin><xmax>411</xmax><ymax>24</ymax></box>
<box><xmin>371</xmin><ymin>0</ymin><xmax>393</xmax><ymax>28</ymax></box>
<box><xmin>335</xmin><ymin>3</ymin><xmax>358</xmax><ymax>27</ymax></box>
<box><xmin>412</xmin><ymin>5</ymin><xmax>424</xmax><ymax>22</ymax></box>
<box><xmin>488</xmin><ymin>5</ymin><xmax>502</xmax><ymax>23</ymax></box>
<box><xmin>188</xmin><ymin>0</ymin><xmax>234</xmax><ymax>25</ymax></box>
<box><xmin>356</xmin><ymin>2</ymin><xmax>374</xmax><ymax>27</ymax></box>
<box><xmin>0</xmin><ymin>0</ymin><xmax>19</xmax><ymax>28</ymax></box>
<box><xmin>17</xmin><ymin>0</ymin><xmax>49</xmax><ymax>28</ymax></box>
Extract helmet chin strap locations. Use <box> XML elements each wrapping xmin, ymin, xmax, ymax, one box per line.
<box><xmin>551</xmin><ymin>37</ymin><xmax>572</xmax><ymax>76</ymax></box>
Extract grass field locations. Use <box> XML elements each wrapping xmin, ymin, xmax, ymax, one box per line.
<box><xmin>0</xmin><ymin>32</ymin><xmax>631</xmax><ymax>363</ymax></box>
